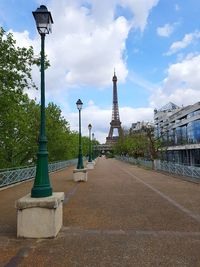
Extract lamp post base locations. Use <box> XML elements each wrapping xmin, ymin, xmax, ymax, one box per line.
<box><xmin>73</xmin><ymin>168</ymin><xmax>88</xmax><ymax>182</ymax></box>
<box><xmin>31</xmin><ymin>186</ymin><xmax>52</xmax><ymax>198</ymax></box>
<box><xmin>86</xmin><ymin>161</ymin><xmax>94</xmax><ymax>169</ymax></box>
<box><xmin>16</xmin><ymin>192</ymin><xmax>64</xmax><ymax>238</ymax></box>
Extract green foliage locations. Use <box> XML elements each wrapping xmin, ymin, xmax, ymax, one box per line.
<box><xmin>114</xmin><ymin>126</ymin><xmax>161</xmax><ymax>160</ymax></box>
<box><xmin>46</xmin><ymin>103</ymin><xmax>70</xmax><ymax>162</ymax></box>
<box><xmin>82</xmin><ymin>136</ymin><xmax>90</xmax><ymax>157</ymax></box>
<box><xmin>0</xmin><ymin>28</ymin><xmax>36</xmax><ymax>94</ymax></box>
<box><xmin>114</xmin><ymin>132</ymin><xmax>148</xmax><ymax>158</ymax></box>
<box><xmin>0</xmin><ymin>27</ymin><xmax>40</xmax><ymax>168</ymax></box>
<box><xmin>0</xmin><ymin>27</ymin><xmax>95</xmax><ymax>169</ymax></box>
<box><xmin>0</xmin><ymin>94</ymin><xmax>92</xmax><ymax>168</ymax></box>
<box><xmin>0</xmin><ymin>94</ymin><xmax>39</xmax><ymax>168</ymax></box>
<box><xmin>106</xmin><ymin>152</ymin><xmax>114</xmax><ymax>158</ymax></box>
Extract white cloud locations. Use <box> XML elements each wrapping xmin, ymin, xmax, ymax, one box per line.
<box><xmin>10</xmin><ymin>0</ymin><xmax>159</xmax><ymax>94</ymax></box>
<box><xmin>150</xmin><ymin>87</ymin><xmax>200</xmax><ymax>109</ymax></box>
<box><xmin>166</xmin><ymin>31</ymin><xmax>200</xmax><ymax>55</ymax></box>
<box><xmin>157</xmin><ymin>23</ymin><xmax>174</xmax><ymax>37</ymax></box>
<box><xmin>150</xmin><ymin>53</ymin><xmax>200</xmax><ymax>108</ymax></box>
<box><xmin>65</xmin><ymin>102</ymin><xmax>153</xmax><ymax>143</ymax></box>
<box><xmin>7</xmin><ymin>0</ymin><xmax>160</xmax><ymax>144</ymax></box>
<box><xmin>120</xmin><ymin>0</ymin><xmax>159</xmax><ymax>31</ymax></box>
<box><xmin>164</xmin><ymin>54</ymin><xmax>200</xmax><ymax>92</ymax></box>
<box><xmin>8</xmin><ymin>30</ymin><xmax>36</xmax><ymax>48</ymax></box>
<box><xmin>120</xmin><ymin>106</ymin><xmax>154</xmax><ymax>124</ymax></box>
<box><xmin>88</xmin><ymin>100</ymin><xmax>95</xmax><ymax>106</ymax></box>
<box><xmin>64</xmin><ymin>104</ymin><xmax>111</xmax><ymax>143</ymax></box>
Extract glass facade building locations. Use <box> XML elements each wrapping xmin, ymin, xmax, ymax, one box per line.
<box><xmin>154</xmin><ymin>102</ymin><xmax>200</xmax><ymax>166</ymax></box>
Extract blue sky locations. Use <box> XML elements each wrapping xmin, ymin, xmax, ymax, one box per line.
<box><xmin>1</xmin><ymin>0</ymin><xmax>200</xmax><ymax>142</ymax></box>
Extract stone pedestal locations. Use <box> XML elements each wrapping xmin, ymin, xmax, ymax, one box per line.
<box><xmin>86</xmin><ymin>161</ymin><xmax>94</xmax><ymax>169</ymax></box>
<box><xmin>73</xmin><ymin>168</ymin><xmax>88</xmax><ymax>182</ymax></box>
<box><xmin>16</xmin><ymin>192</ymin><xmax>64</xmax><ymax>238</ymax></box>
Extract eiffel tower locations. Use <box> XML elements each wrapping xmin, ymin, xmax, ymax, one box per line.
<box><xmin>106</xmin><ymin>71</ymin><xmax>122</xmax><ymax>145</ymax></box>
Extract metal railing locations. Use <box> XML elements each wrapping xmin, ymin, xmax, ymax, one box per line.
<box><xmin>0</xmin><ymin>159</ymin><xmax>77</xmax><ymax>188</ymax></box>
<box><xmin>117</xmin><ymin>156</ymin><xmax>200</xmax><ymax>180</ymax></box>
<box><xmin>116</xmin><ymin>156</ymin><xmax>153</xmax><ymax>169</ymax></box>
<box><xmin>156</xmin><ymin>160</ymin><xmax>200</xmax><ymax>179</ymax></box>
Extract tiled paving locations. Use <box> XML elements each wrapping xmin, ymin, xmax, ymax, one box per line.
<box><xmin>0</xmin><ymin>158</ymin><xmax>200</xmax><ymax>267</ymax></box>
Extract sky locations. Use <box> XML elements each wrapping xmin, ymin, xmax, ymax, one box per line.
<box><xmin>1</xmin><ymin>0</ymin><xmax>200</xmax><ymax>143</ymax></box>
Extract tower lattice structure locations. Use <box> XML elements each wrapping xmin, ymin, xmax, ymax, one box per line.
<box><xmin>106</xmin><ymin>72</ymin><xmax>122</xmax><ymax>145</ymax></box>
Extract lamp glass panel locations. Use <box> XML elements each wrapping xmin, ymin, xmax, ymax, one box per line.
<box><xmin>77</xmin><ymin>103</ymin><xmax>82</xmax><ymax>110</ymax></box>
<box><xmin>76</xmin><ymin>99</ymin><xmax>83</xmax><ymax>110</ymax></box>
<box><xmin>34</xmin><ymin>12</ymin><xmax>50</xmax><ymax>34</ymax></box>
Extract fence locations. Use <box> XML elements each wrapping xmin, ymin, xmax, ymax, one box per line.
<box><xmin>0</xmin><ymin>159</ymin><xmax>77</xmax><ymax>188</ymax></box>
<box><xmin>155</xmin><ymin>160</ymin><xmax>200</xmax><ymax>180</ymax></box>
<box><xmin>117</xmin><ymin>156</ymin><xmax>200</xmax><ymax>180</ymax></box>
<box><xmin>116</xmin><ymin>156</ymin><xmax>153</xmax><ymax>169</ymax></box>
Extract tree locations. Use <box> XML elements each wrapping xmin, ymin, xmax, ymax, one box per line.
<box><xmin>141</xmin><ymin>125</ymin><xmax>162</xmax><ymax>160</ymax></box>
<box><xmin>0</xmin><ymin>28</ymin><xmax>37</xmax><ymax>95</ymax></box>
<box><xmin>0</xmin><ymin>27</ymin><xmax>40</xmax><ymax>168</ymax></box>
<box><xmin>114</xmin><ymin>125</ymin><xmax>163</xmax><ymax>165</ymax></box>
<box><xmin>0</xmin><ymin>27</ymin><xmax>99</xmax><ymax>168</ymax></box>
<box><xmin>65</xmin><ymin>133</ymin><xmax>90</xmax><ymax>160</ymax></box>
<box><xmin>0</xmin><ymin>94</ymin><xmax>40</xmax><ymax>168</ymax></box>
<box><xmin>46</xmin><ymin>103</ymin><xmax>70</xmax><ymax>162</ymax></box>
<box><xmin>114</xmin><ymin>131</ymin><xmax>148</xmax><ymax>158</ymax></box>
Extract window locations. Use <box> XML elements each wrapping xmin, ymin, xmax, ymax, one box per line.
<box><xmin>187</xmin><ymin>120</ymin><xmax>200</xmax><ymax>143</ymax></box>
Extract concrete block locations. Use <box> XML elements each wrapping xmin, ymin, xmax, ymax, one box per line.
<box><xmin>86</xmin><ymin>161</ymin><xmax>94</xmax><ymax>169</ymax></box>
<box><xmin>16</xmin><ymin>192</ymin><xmax>64</xmax><ymax>238</ymax></box>
<box><xmin>73</xmin><ymin>168</ymin><xmax>88</xmax><ymax>182</ymax></box>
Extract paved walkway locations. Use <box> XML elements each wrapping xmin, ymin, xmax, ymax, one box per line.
<box><xmin>0</xmin><ymin>157</ymin><xmax>200</xmax><ymax>267</ymax></box>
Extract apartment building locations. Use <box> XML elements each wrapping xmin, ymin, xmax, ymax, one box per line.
<box><xmin>131</xmin><ymin>121</ymin><xmax>152</xmax><ymax>132</ymax></box>
<box><xmin>154</xmin><ymin>102</ymin><xmax>200</xmax><ymax>166</ymax></box>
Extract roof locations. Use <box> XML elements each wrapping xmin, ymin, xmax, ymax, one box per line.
<box><xmin>158</xmin><ymin>102</ymin><xmax>180</xmax><ymax>112</ymax></box>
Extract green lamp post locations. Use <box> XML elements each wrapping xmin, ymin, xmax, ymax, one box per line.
<box><xmin>31</xmin><ymin>5</ymin><xmax>53</xmax><ymax>198</ymax></box>
<box><xmin>92</xmin><ymin>132</ymin><xmax>95</xmax><ymax>160</ymax></box>
<box><xmin>88</xmin><ymin>124</ymin><xmax>92</xmax><ymax>162</ymax></box>
<box><xmin>76</xmin><ymin>99</ymin><xmax>84</xmax><ymax>169</ymax></box>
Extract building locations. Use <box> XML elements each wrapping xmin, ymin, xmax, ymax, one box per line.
<box><xmin>131</xmin><ymin>121</ymin><xmax>153</xmax><ymax>133</ymax></box>
<box><xmin>154</xmin><ymin>101</ymin><xmax>200</xmax><ymax>166</ymax></box>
